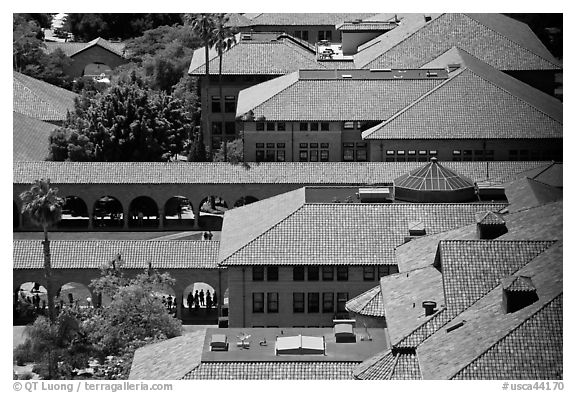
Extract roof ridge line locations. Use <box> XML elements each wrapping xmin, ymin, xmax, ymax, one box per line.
<box><xmin>462</xmin><ymin>14</ymin><xmax>560</xmax><ymax>68</ymax></box>
<box><xmin>526</xmin><ymin>176</ymin><xmax>562</xmax><ymax>190</ymax></box>
<box><xmin>219</xmin><ymin>201</ymin><xmax>306</xmax><ymax>266</ymax></box>
<box><xmin>389</xmin><ymin>352</ymin><xmax>400</xmax><ymax>379</ymax></box>
<box><xmin>463</xmin><ymin>60</ymin><xmax>562</xmax><ymax>124</ymax></box>
<box><xmin>448</xmin><ymin>292</ymin><xmax>562</xmax><ymax>379</ymax></box>
<box><xmin>360</xmin><ymin>13</ymin><xmax>446</xmax><ymax>68</ymax></box>
<box><xmin>362</xmin><ymin>70</ymin><xmax>458</xmax><ymax>139</ymax></box>
<box><xmin>529</xmin><ymin>161</ymin><xmax>558</xmax><ymax>181</ymax></box>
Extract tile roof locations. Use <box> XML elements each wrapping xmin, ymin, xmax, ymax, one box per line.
<box><xmin>13</xmin><ymin>161</ymin><xmax>551</xmax><ymax>185</ymax></box>
<box><xmin>13</xmin><ymin>240</ymin><xmax>220</xmax><ymax>270</ymax></box>
<box><xmin>506</xmin><ymin>162</ymin><xmax>563</xmax><ymax>189</ymax></box>
<box><xmin>220</xmin><ymin>201</ymin><xmax>507</xmax><ymax>266</ymax></box>
<box><xmin>504</xmin><ymin>177</ymin><xmax>563</xmax><ymax>213</ymax></box>
<box><xmin>345</xmin><ymin>285</ymin><xmax>385</xmax><ymax>317</ymax></box>
<box><xmin>245</xmin><ymin>13</ymin><xmax>378</xmax><ymax>26</ymax></box>
<box><xmin>13</xmin><ymin>71</ymin><xmax>78</xmax><ymax>122</ymax></box>
<box><xmin>417</xmin><ymin>241</ymin><xmax>562</xmax><ymax>379</ymax></box>
<box><xmin>44</xmin><ymin>37</ymin><xmax>125</xmax><ymax>58</ymax></box>
<box><xmin>353</xmin><ymin>350</ymin><xmax>422</xmax><ymax>380</ymax></box>
<box><xmin>452</xmin><ymin>294</ymin><xmax>562</xmax><ymax>380</ymax></box>
<box><xmin>237</xmin><ymin>71</ymin><xmax>444</xmax><ymax>121</ymax></box>
<box><xmin>188</xmin><ymin>37</ymin><xmax>323</xmax><ymax>75</ymax></box>
<box><xmin>396</xmin><ymin>240</ymin><xmax>555</xmax><ymax>348</ymax></box>
<box><xmin>183</xmin><ymin>361</ymin><xmax>359</xmax><ymax>379</ymax></box>
<box><xmin>362</xmin><ymin>48</ymin><xmax>562</xmax><ymax>140</ymax></box>
<box><xmin>354</xmin><ymin>13</ymin><xmax>561</xmax><ymax>70</ymax></box>
<box><xmin>13</xmin><ymin>112</ymin><xmax>56</xmax><ymax>161</ymax></box>
<box><xmin>337</xmin><ymin>22</ymin><xmax>397</xmax><ymax>31</ymax></box>
<box><xmin>129</xmin><ymin>331</ymin><xmax>205</xmax><ymax>380</ymax></box>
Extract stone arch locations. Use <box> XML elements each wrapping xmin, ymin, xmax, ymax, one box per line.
<box><xmin>234</xmin><ymin>195</ymin><xmax>259</xmax><ymax>208</ymax></box>
<box><xmin>14</xmin><ymin>281</ymin><xmax>47</xmax><ymax>322</ymax></box>
<box><xmin>198</xmin><ymin>195</ymin><xmax>228</xmax><ymax>229</ymax></box>
<box><xmin>93</xmin><ymin>196</ymin><xmax>123</xmax><ymax>228</ymax></box>
<box><xmin>56</xmin><ymin>282</ymin><xmax>93</xmax><ymax>310</ymax></box>
<box><xmin>182</xmin><ymin>282</ymin><xmax>217</xmax><ymax>309</ymax></box>
<box><xmin>13</xmin><ymin>201</ymin><xmax>19</xmax><ymax>229</ymax></box>
<box><xmin>59</xmin><ymin>195</ymin><xmax>89</xmax><ymax>229</ymax></box>
<box><xmin>164</xmin><ymin>196</ymin><xmax>195</xmax><ymax>228</ymax></box>
<box><xmin>128</xmin><ymin>196</ymin><xmax>159</xmax><ymax>228</ymax></box>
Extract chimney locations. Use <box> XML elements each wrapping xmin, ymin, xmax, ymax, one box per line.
<box><xmin>475</xmin><ymin>211</ymin><xmax>507</xmax><ymax>239</ymax></box>
<box><xmin>422</xmin><ymin>301</ymin><xmax>437</xmax><ymax>316</ymax></box>
<box><xmin>502</xmin><ymin>276</ymin><xmax>538</xmax><ymax>313</ymax></box>
<box><xmin>424</xmin><ymin>15</ymin><xmax>432</xmax><ymax>22</ymax></box>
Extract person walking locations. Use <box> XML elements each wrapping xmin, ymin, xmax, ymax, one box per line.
<box><xmin>206</xmin><ymin>290</ymin><xmax>212</xmax><ymax>312</ymax></box>
<box><xmin>187</xmin><ymin>292</ymin><xmax>194</xmax><ymax>310</ymax></box>
<box><xmin>167</xmin><ymin>295</ymin><xmax>173</xmax><ymax>310</ymax></box>
<box><xmin>212</xmin><ymin>292</ymin><xmax>218</xmax><ymax>307</ymax></box>
<box><xmin>194</xmin><ymin>290</ymin><xmax>200</xmax><ymax>308</ymax></box>
<box><xmin>199</xmin><ymin>289</ymin><xmax>205</xmax><ymax>306</ymax></box>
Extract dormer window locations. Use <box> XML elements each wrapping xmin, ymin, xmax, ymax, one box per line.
<box><xmin>475</xmin><ymin>211</ymin><xmax>507</xmax><ymax>239</ymax></box>
<box><xmin>502</xmin><ymin>275</ymin><xmax>538</xmax><ymax>313</ymax></box>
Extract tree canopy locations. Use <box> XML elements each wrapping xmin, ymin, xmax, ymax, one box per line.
<box><xmin>49</xmin><ymin>76</ymin><xmax>193</xmax><ymax>162</ymax></box>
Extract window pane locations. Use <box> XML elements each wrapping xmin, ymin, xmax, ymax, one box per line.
<box><xmin>299</xmin><ymin>150</ymin><xmax>308</xmax><ymax>162</ymax></box>
<box><xmin>255</xmin><ymin>150</ymin><xmax>264</xmax><ymax>162</ymax></box>
<box><xmin>363</xmin><ymin>266</ymin><xmax>375</xmax><ymax>281</ymax></box>
<box><xmin>211</xmin><ymin>96</ymin><xmax>221</xmax><ymax>113</ymax></box>
<box><xmin>300</xmin><ymin>122</ymin><xmax>308</xmax><ymax>131</ymax></box>
<box><xmin>308</xmin><ymin>266</ymin><xmax>319</xmax><ymax>281</ymax></box>
<box><xmin>310</xmin><ymin>150</ymin><xmax>319</xmax><ymax>162</ymax></box>
<box><xmin>265</xmin><ymin>151</ymin><xmax>275</xmax><ymax>162</ymax></box>
<box><xmin>277</xmin><ymin>122</ymin><xmax>286</xmax><ymax>131</ymax></box>
<box><xmin>320</xmin><ymin>122</ymin><xmax>329</xmax><ymax>131</ymax></box>
<box><xmin>267</xmin><ymin>292</ymin><xmax>279</xmax><ymax>313</ymax></box>
<box><xmin>277</xmin><ymin>150</ymin><xmax>285</xmax><ymax>162</ymax></box>
<box><xmin>320</xmin><ymin>150</ymin><xmax>329</xmax><ymax>162</ymax></box>
<box><xmin>256</xmin><ymin>122</ymin><xmax>265</xmax><ymax>131</ymax></box>
<box><xmin>224</xmin><ymin>96</ymin><xmax>235</xmax><ymax>113</ymax></box>
<box><xmin>225</xmin><ymin>122</ymin><xmax>235</xmax><ymax>135</ymax></box>
<box><xmin>343</xmin><ymin>121</ymin><xmax>354</xmax><ymax>129</ymax></box>
<box><xmin>212</xmin><ymin>122</ymin><xmax>223</xmax><ymax>135</ymax></box>
<box><xmin>266</xmin><ymin>122</ymin><xmax>275</xmax><ymax>131</ymax></box>
<box><xmin>323</xmin><ymin>292</ymin><xmax>334</xmax><ymax>313</ymax></box>
<box><xmin>320</xmin><ymin>143</ymin><xmax>329</xmax><ymax>148</ymax></box>
<box><xmin>322</xmin><ymin>266</ymin><xmax>333</xmax><ymax>281</ymax></box>
<box><xmin>267</xmin><ymin>266</ymin><xmax>278</xmax><ymax>281</ymax></box>
<box><xmin>293</xmin><ymin>293</ymin><xmax>304</xmax><ymax>313</ymax></box>
<box><xmin>253</xmin><ymin>266</ymin><xmax>264</xmax><ymax>281</ymax></box>
<box><xmin>337</xmin><ymin>266</ymin><xmax>348</xmax><ymax>281</ymax></box>
<box><xmin>253</xmin><ymin>293</ymin><xmax>264</xmax><ymax>313</ymax></box>
<box><xmin>256</xmin><ymin>143</ymin><xmax>264</xmax><ymax>148</ymax></box>
<box><xmin>343</xmin><ymin>148</ymin><xmax>354</xmax><ymax>161</ymax></box>
<box><xmin>293</xmin><ymin>266</ymin><xmax>305</xmax><ymax>281</ymax></box>
<box><xmin>336</xmin><ymin>292</ymin><xmax>348</xmax><ymax>313</ymax></box>
<box><xmin>308</xmin><ymin>293</ymin><xmax>319</xmax><ymax>313</ymax></box>
<box><xmin>310</xmin><ymin>123</ymin><xmax>319</xmax><ymax>131</ymax></box>
<box><xmin>357</xmin><ymin>149</ymin><xmax>367</xmax><ymax>161</ymax></box>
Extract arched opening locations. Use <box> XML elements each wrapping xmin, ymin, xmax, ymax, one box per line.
<box><xmin>164</xmin><ymin>196</ymin><xmax>195</xmax><ymax>228</ymax></box>
<box><xmin>234</xmin><ymin>195</ymin><xmax>259</xmax><ymax>208</ymax></box>
<box><xmin>14</xmin><ymin>282</ymin><xmax>48</xmax><ymax>323</ymax></box>
<box><xmin>59</xmin><ymin>196</ymin><xmax>89</xmax><ymax>228</ymax></box>
<box><xmin>128</xmin><ymin>196</ymin><xmax>159</xmax><ymax>228</ymax></box>
<box><xmin>181</xmin><ymin>282</ymin><xmax>218</xmax><ymax>324</ymax></box>
<box><xmin>93</xmin><ymin>196</ymin><xmax>123</xmax><ymax>228</ymax></box>
<box><xmin>56</xmin><ymin>282</ymin><xmax>92</xmax><ymax>310</ymax></box>
<box><xmin>13</xmin><ymin>201</ymin><xmax>19</xmax><ymax>229</ymax></box>
<box><xmin>198</xmin><ymin>196</ymin><xmax>228</xmax><ymax>230</ymax></box>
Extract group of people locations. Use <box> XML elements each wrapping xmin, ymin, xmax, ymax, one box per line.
<box><xmin>161</xmin><ymin>295</ymin><xmax>178</xmax><ymax>314</ymax></box>
<box><xmin>202</xmin><ymin>231</ymin><xmax>214</xmax><ymax>240</ymax></box>
<box><xmin>186</xmin><ymin>289</ymin><xmax>217</xmax><ymax>313</ymax></box>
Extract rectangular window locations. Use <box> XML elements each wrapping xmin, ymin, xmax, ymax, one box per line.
<box><xmin>300</xmin><ymin>122</ymin><xmax>308</xmax><ymax>131</ymax></box>
<box><xmin>419</xmin><ymin>150</ymin><xmax>427</xmax><ymax>155</ymax></box>
<box><xmin>323</xmin><ymin>293</ymin><xmax>334</xmax><ymax>313</ymax></box>
<box><xmin>224</xmin><ymin>96</ymin><xmax>235</xmax><ymax>113</ymax></box>
<box><xmin>302</xmin><ymin>30</ymin><xmax>309</xmax><ymax>41</ymax></box>
<box><xmin>277</xmin><ymin>122</ymin><xmax>286</xmax><ymax>131</ymax></box>
<box><xmin>255</xmin><ymin>150</ymin><xmax>265</xmax><ymax>162</ymax></box>
<box><xmin>308</xmin><ymin>266</ymin><xmax>319</xmax><ymax>281</ymax></box>
<box><xmin>293</xmin><ymin>293</ymin><xmax>304</xmax><ymax>313</ymax></box>
<box><xmin>265</xmin><ymin>150</ymin><xmax>275</xmax><ymax>162</ymax></box>
<box><xmin>310</xmin><ymin>143</ymin><xmax>319</xmax><ymax>148</ymax></box>
<box><xmin>380</xmin><ymin>265</ymin><xmax>399</xmax><ymax>277</ymax></box>
<box><xmin>453</xmin><ymin>150</ymin><xmax>461</xmax><ymax>156</ymax></box>
<box><xmin>225</xmin><ymin>122</ymin><xmax>236</xmax><ymax>135</ymax></box>
<box><xmin>266</xmin><ymin>143</ymin><xmax>275</xmax><ymax>149</ymax></box>
<box><xmin>277</xmin><ymin>143</ymin><xmax>286</xmax><ymax>148</ymax></box>
<box><xmin>408</xmin><ymin>150</ymin><xmax>416</xmax><ymax>156</ymax></box>
<box><xmin>337</xmin><ymin>266</ymin><xmax>348</xmax><ymax>281</ymax></box>
<box><xmin>343</xmin><ymin>148</ymin><xmax>354</xmax><ymax>162</ymax></box>
<box><xmin>267</xmin><ymin>266</ymin><xmax>278</xmax><ymax>281</ymax></box>
<box><xmin>310</xmin><ymin>122</ymin><xmax>319</xmax><ymax>131</ymax></box>
<box><xmin>336</xmin><ymin>292</ymin><xmax>348</xmax><ymax>313</ymax></box>
<box><xmin>212</xmin><ymin>122</ymin><xmax>223</xmax><ymax>135</ymax></box>
<box><xmin>256</xmin><ymin>143</ymin><xmax>265</xmax><ymax>148</ymax></box>
<box><xmin>266</xmin><ymin>122</ymin><xmax>275</xmax><ymax>131</ymax></box>
<box><xmin>343</xmin><ymin>121</ymin><xmax>354</xmax><ymax>129</ymax></box>
<box><xmin>256</xmin><ymin>122</ymin><xmax>265</xmax><ymax>131</ymax></box>
<box><xmin>293</xmin><ymin>266</ymin><xmax>305</xmax><ymax>281</ymax></box>
<box><xmin>430</xmin><ymin>150</ymin><xmax>438</xmax><ymax>156</ymax></box>
<box><xmin>357</xmin><ymin>148</ymin><xmax>367</xmax><ymax>162</ymax></box>
<box><xmin>211</xmin><ymin>96</ymin><xmax>221</xmax><ymax>113</ymax></box>
<box><xmin>267</xmin><ymin>292</ymin><xmax>279</xmax><ymax>313</ymax></box>
<box><xmin>320</xmin><ymin>143</ymin><xmax>329</xmax><ymax>149</ymax></box>
<box><xmin>318</xmin><ymin>30</ymin><xmax>332</xmax><ymax>41</ymax></box>
<box><xmin>322</xmin><ymin>266</ymin><xmax>333</xmax><ymax>281</ymax></box>
<box><xmin>299</xmin><ymin>150</ymin><xmax>308</xmax><ymax>162</ymax></box>
<box><xmin>320</xmin><ymin>150</ymin><xmax>329</xmax><ymax>162</ymax></box>
<box><xmin>320</xmin><ymin>122</ymin><xmax>329</xmax><ymax>131</ymax></box>
<box><xmin>253</xmin><ymin>266</ymin><xmax>264</xmax><ymax>281</ymax></box>
<box><xmin>253</xmin><ymin>293</ymin><xmax>264</xmax><ymax>313</ymax></box>
<box><xmin>310</xmin><ymin>150</ymin><xmax>319</xmax><ymax>162</ymax></box>
<box><xmin>300</xmin><ymin>143</ymin><xmax>308</xmax><ymax>148</ymax></box>
<box><xmin>397</xmin><ymin>150</ymin><xmax>405</xmax><ymax>155</ymax></box>
<box><xmin>463</xmin><ymin>150</ymin><xmax>473</xmax><ymax>161</ymax></box>
<box><xmin>308</xmin><ymin>293</ymin><xmax>319</xmax><ymax>313</ymax></box>
<box><xmin>277</xmin><ymin>150</ymin><xmax>285</xmax><ymax>162</ymax></box>
<box><xmin>363</xmin><ymin>266</ymin><xmax>376</xmax><ymax>281</ymax></box>
<box><xmin>386</xmin><ymin>150</ymin><xmax>395</xmax><ymax>156</ymax></box>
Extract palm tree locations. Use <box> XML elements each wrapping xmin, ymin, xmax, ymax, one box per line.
<box><xmin>212</xmin><ymin>13</ymin><xmax>237</xmax><ymax>161</ymax></box>
<box><xmin>186</xmin><ymin>13</ymin><xmax>216</xmax><ymax>157</ymax></box>
<box><xmin>20</xmin><ymin>179</ymin><xmax>63</xmax><ymax>323</ymax></box>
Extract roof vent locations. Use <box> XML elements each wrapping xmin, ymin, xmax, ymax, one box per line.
<box><xmin>426</xmin><ymin>71</ymin><xmax>438</xmax><ymax>77</ymax></box>
<box><xmin>275</xmin><ymin>335</ymin><xmax>326</xmax><ymax>355</ymax></box>
<box><xmin>370</xmin><ymin>68</ymin><xmax>392</xmax><ymax>72</ymax></box>
<box><xmin>358</xmin><ymin>187</ymin><xmax>392</xmax><ymax>203</ymax></box>
<box><xmin>422</xmin><ymin>301</ymin><xmax>437</xmax><ymax>316</ymax></box>
<box><xmin>475</xmin><ymin>211</ymin><xmax>507</xmax><ymax>239</ymax></box>
<box><xmin>334</xmin><ymin>321</ymin><xmax>356</xmax><ymax>343</ymax></box>
<box><xmin>341</xmin><ymin>74</ymin><xmax>353</xmax><ymax>79</ymax></box>
<box><xmin>210</xmin><ymin>334</ymin><xmax>229</xmax><ymax>351</ymax></box>
<box><xmin>424</xmin><ymin>15</ymin><xmax>432</xmax><ymax>22</ymax></box>
<box><xmin>446</xmin><ymin>320</ymin><xmax>466</xmax><ymax>333</ymax></box>
<box><xmin>408</xmin><ymin>221</ymin><xmax>426</xmax><ymax>236</ymax></box>
<box><xmin>502</xmin><ymin>275</ymin><xmax>538</xmax><ymax>313</ymax></box>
